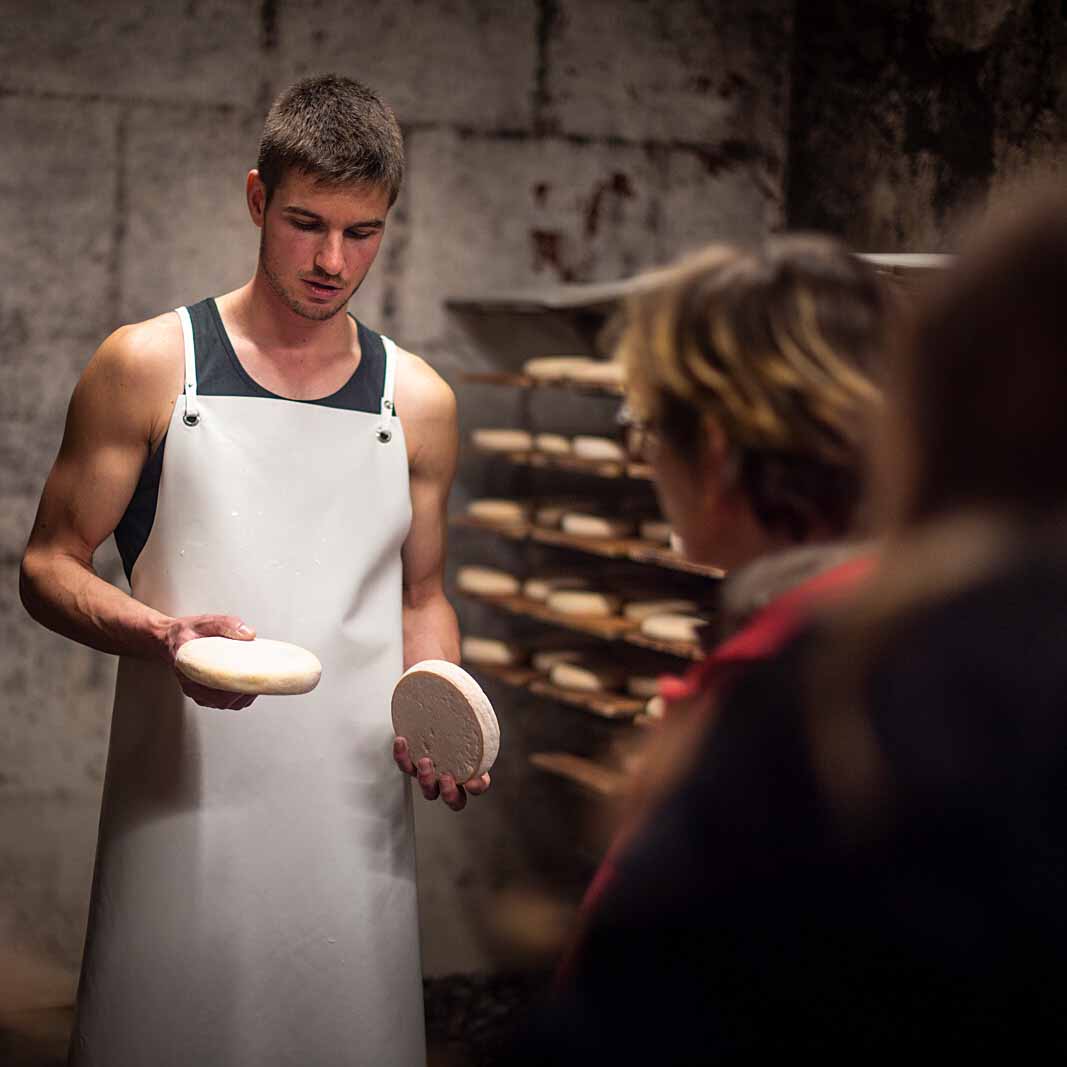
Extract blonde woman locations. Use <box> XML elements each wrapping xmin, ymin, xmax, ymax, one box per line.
<box><xmin>524</xmin><ymin>203</ymin><xmax>1067</xmax><ymax>1061</ymax></box>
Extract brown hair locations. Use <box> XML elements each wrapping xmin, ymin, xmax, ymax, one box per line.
<box><xmin>618</xmin><ymin>235</ymin><xmax>890</xmax><ymax>542</ymax></box>
<box><xmin>809</xmin><ymin>186</ymin><xmax>1067</xmax><ymax>823</ymax></box>
<box><xmin>256</xmin><ymin>74</ymin><xmax>405</xmax><ymax>205</ymax></box>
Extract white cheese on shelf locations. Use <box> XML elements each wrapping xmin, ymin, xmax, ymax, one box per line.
<box><xmin>456</xmin><ymin>566</ymin><xmax>521</xmax><ymax>597</ymax></box>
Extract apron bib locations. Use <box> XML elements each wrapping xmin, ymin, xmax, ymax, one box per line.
<box><xmin>70</xmin><ymin>303</ymin><xmax>425</xmax><ymax>1066</ymax></box>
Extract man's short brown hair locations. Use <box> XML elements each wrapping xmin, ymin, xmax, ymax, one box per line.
<box><xmin>256</xmin><ymin>74</ymin><xmax>404</xmax><ymax>205</ymax></box>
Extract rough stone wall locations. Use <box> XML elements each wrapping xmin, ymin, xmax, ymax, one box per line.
<box><xmin>787</xmin><ymin>0</ymin><xmax>1067</xmax><ymax>250</ymax></box>
<box><xmin>1</xmin><ymin>0</ymin><xmax>792</xmax><ymax>986</ymax></box>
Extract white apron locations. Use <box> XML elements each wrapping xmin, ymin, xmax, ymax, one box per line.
<box><xmin>70</xmin><ymin>305</ymin><xmax>425</xmax><ymax>1066</ymax></box>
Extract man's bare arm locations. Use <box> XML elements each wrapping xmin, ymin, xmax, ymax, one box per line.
<box><xmin>392</xmin><ymin>351</ymin><xmax>489</xmax><ymax>810</ymax></box>
<box><xmin>20</xmin><ymin>316</ymin><xmax>259</xmax><ymax>710</ymax></box>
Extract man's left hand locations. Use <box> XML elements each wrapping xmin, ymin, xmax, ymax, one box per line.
<box><xmin>393</xmin><ymin>737</ymin><xmax>491</xmax><ymax>812</ymax></box>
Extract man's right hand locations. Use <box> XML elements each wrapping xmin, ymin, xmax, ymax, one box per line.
<box><xmin>162</xmin><ymin>614</ymin><xmax>259</xmax><ymax>710</ymax></box>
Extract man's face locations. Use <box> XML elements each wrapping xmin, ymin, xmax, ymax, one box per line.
<box><xmin>254</xmin><ymin>169</ymin><xmax>391</xmax><ymax>322</ymax></box>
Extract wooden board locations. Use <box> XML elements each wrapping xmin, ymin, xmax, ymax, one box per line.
<box><xmin>528</xmin><ymin>679</ymin><xmax>645</xmax><ymax>719</ymax></box>
<box><xmin>625</xmin><ymin>540</ymin><xmax>725</xmax><ymax>578</ymax></box>
<box><xmin>624</xmin><ymin>630</ymin><xmax>703</xmax><ymax>662</ymax></box>
<box><xmin>464</xmin><ymin>662</ymin><xmax>540</xmax><ymax>687</ymax></box>
<box><xmin>529</xmin><ymin>524</ymin><xmax>635</xmax><ymax>560</ymax></box>
<box><xmin>529</xmin><ymin>752</ymin><xmax>628</xmax><ymax>797</ymax></box>
<box><xmin>452</xmin><ymin>514</ymin><xmax>531</xmax><ymax>540</ymax></box>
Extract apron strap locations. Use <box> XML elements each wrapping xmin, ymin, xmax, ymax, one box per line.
<box><xmin>174</xmin><ymin>306</ymin><xmax>200</xmax><ymax>426</ymax></box>
<box><xmin>377</xmin><ymin>335</ymin><xmax>399</xmax><ymax>442</ymax></box>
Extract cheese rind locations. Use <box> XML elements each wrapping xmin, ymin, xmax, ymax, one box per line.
<box><xmin>547</xmin><ymin>589</ymin><xmax>622</xmax><ymax>617</ymax></box>
<box><xmin>523</xmin><ymin>575</ymin><xmax>591</xmax><ymax>602</ymax></box>
<box><xmin>561</xmin><ymin>513</ymin><xmax>635</xmax><ymax>539</ymax></box>
<box><xmin>467</xmin><ymin>498</ymin><xmax>530</xmax><ymax>525</ymax></box>
<box><xmin>572</xmin><ymin>436</ymin><xmax>627</xmax><ymax>462</ymax></box>
<box><xmin>461</xmin><ymin>636</ymin><xmax>524</xmax><ymax>666</ymax></box>
<box><xmin>175</xmin><ymin>637</ymin><xmax>322</xmax><ymax>695</ymax></box>
<box><xmin>391</xmin><ymin>660</ymin><xmax>500</xmax><ymax>781</ymax></box>
<box><xmin>533</xmin><ymin>433</ymin><xmax>571</xmax><ymax>455</ymax></box>
<box><xmin>623</xmin><ymin>598</ymin><xmax>700</xmax><ymax>622</ymax></box>
<box><xmin>639</xmin><ymin>613</ymin><xmax>706</xmax><ymax>644</ymax></box>
<box><xmin>639</xmin><ymin>519</ymin><xmax>672</xmax><ymax>544</ymax></box>
<box><xmin>472</xmin><ymin>428</ymin><xmax>533</xmax><ymax>452</ymax></box>
<box><xmin>550</xmin><ymin>661</ymin><xmax>626</xmax><ymax>692</ymax></box>
<box><xmin>457</xmin><ymin>566</ymin><xmax>521</xmax><ymax>597</ymax></box>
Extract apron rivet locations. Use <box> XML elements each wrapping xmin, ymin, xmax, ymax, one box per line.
<box><xmin>377</xmin><ymin>429</ymin><xmax>392</xmax><ymax>443</ymax></box>
<box><xmin>183</xmin><ymin>413</ymin><xmax>200</xmax><ymax>427</ymax></box>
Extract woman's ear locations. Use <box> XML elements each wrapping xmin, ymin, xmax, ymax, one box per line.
<box><xmin>699</xmin><ymin>413</ymin><xmax>736</xmax><ymax>487</ymax></box>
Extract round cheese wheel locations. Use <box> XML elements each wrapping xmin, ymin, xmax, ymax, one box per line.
<box><xmin>175</xmin><ymin>637</ymin><xmax>322</xmax><ymax>695</ymax></box>
<box><xmin>467</xmin><ymin>498</ymin><xmax>529</xmax><ymax>525</ymax></box>
<box><xmin>531</xmin><ymin>649</ymin><xmax>585</xmax><ymax>673</ymax></box>
<box><xmin>623</xmin><ymin>598</ymin><xmax>700</xmax><ymax>623</ymax></box>
<box><xmin>461</xmin><ymin>636</ymin><xmax>524</xmax><ymax>666</ymax></box>
<box><xmin>533</xmin><ymin>433</ymin><xmax>571</xmax><ymax>455</ymax></box>
<box><xmin>639</xmin><ymin>613</ymin><xmax>706</xmax><ymax>644</ymax></box>
<box><xmin>645</xmin><ymin>695</ymin><xmax>667</xmax><ymax>720</ymax></box>
<box><xmin>457</xmin><ymin>566</ymin><xmax>521</xmax><ymax>597</ymax></box>
<box><xmin>547</xmin><ymin>589</ymin><xmax>622</xmax><ymax>617</ymax></box>
<box><xmin>523</xmin><ymin>574</ymin><xmax>591</xmax><ymax>602</ymax></box>
<box><xmin>472</xmin><ymin>428</ymin><xmax>533</xmax><ymax>452</ymax></box>
<box><xmin>567</xmin><ymin>360</ymin><xmax>625</xmax><ymax>387</ymax></box>
<box><xmin>626</xmin><ymin>675</ymin><xmax>661</xmax><ymax>699</ymax></box>
<box><xmin>550</xmin><ymin>661</ymin><xmax>626</xmax><ymax>692</ymax></box>
<box><xmin>391</xmin><ymin>660</ymin><xmax>500</xmax><ymax>781</ymax></box>
<box><xmin>522</xmin><ymin>356</ymin><xmax>595</xmax><ymax>380</ymax></box>
<box><xmin>572</xmin><ymin>436</ymin><xmax>628</xmax><ymax>462</ymax></box>
<box><xmin>561</xmin><ymin>513</ymin><xmax>636</xmax><ymax>539</ymax></box>
<box><xmin>639</xmin><ymin>519</ymin><xmax>673</xmax><ymax>545</ymax></box>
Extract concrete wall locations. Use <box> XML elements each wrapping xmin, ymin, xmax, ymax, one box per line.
<box><xmin>0</xmin><ymin>0</ymin><xmax>791</xmax><ymax>987</ymax></box>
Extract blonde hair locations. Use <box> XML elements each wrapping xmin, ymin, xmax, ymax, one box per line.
<box><xmin>617</xmin><ymin>236</ymin><xmax>890</xmax><ymax>540</ymax></box>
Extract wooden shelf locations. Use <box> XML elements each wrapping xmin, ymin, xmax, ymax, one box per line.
<box><xmin>529</xmin><ymin>752</ymin><xmax>629</xmax><ymax>797</ymax></box>
<box><xmin>458</xmin><ymin>590</ymin><xmax>703</xmax><ymax>662</ymax></box>
<box><xmin>527</xmin><ymin>679</ymin><xmax>645</xmax><ymax>719</ymax></box>
<box><xmin>465</xmin><ymin>660</ymin><xmax>645</xmax><ymax>720</ymax></box>
<box><xmin>461</xmin><ymin>371</ymin><xmax>623</xmax><ymax>399</ymax></box>
<box><xmin>453</xmin><ymin>514</ymin><xmax>724</xmax><ymax>580</ymax></box>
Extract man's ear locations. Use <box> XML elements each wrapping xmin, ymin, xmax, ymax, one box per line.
<box><xmin>247</xmin><ymin>170</ymin><xmax>267</xmax><ymax>228</ymax></box>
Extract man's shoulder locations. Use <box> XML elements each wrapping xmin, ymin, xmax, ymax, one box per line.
<box><xmin>394</xmin><ymin>347</ymin><xmax>455</xmax><ymax>421</ymax></box>
<box><xmin>96</xmin><ymin>311</ymin><xmax>184</xmax><ymax>377</ymax></box>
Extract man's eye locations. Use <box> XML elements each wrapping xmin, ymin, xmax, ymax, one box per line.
<box><xmin>291</xmin><ymin>220</ymin><xmax>318</xmax><ymax>231</ymax></box>
<box><xmin>347</xmin><ymin>231</ymin><xmax>374</xmax><ymax>241</ymax></box>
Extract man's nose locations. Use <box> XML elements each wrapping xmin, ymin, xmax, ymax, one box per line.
<box><xmin>314</xmin><ymin>234</ymin><xmax>345</xmax><ymax>277</ymax></box>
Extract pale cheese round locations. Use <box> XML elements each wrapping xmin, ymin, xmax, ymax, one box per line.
<box><xmin>561</xmin><ymin>513</ymin><xmax>636</xmax><ymax>539</ymax></box>
<box><xmin>639</xmin><ymin>519</ymin><xmax>673</xmax><ymax>545</ymax></box>
<box><xmin>550</xmin><ymin>661</ymin><xmax>626</xmax><ymax>693</ymax></box>
<box><xmin>472</xmin><ymin>428</ymin><xmax>533</xmax><ymax>452</ymax></box>
<box><xmin>391</xmin><ymin>660</ymin><xmax>500</xmax><ymax>781</ymax></box>
<box><xmin>567</xmin><ymin>360</ymin><xmax>625</xmax><ymax>387</ymax></box>
<box><xmin>645</xmin><ymin>695</ymin><xmax>667</xmax><ymax>720</ymax></box>
<box><xmin>523</xmin><ymin>356</ymin><xmax>595</xmax><ymax>380</ymax></box>
<box><xmin>461</xmin><ymin>636</ymin><xmax>524</xmax><ymax>666</ymax></box>
<box><xmin>457</xmin><ymin>566</ymin><xmax>521</xmax><ymax>597</ymax></box>
<box><xmin>546</xmin><ymin>589</ymin><xmax>622</xmax><ymax>618</ymax></box>
<box><xmin>626</xmin><ymin>675</ymin><xmax>661</xmax><ymax>699</ymax></box>
<box><xmin>533</xmin><ymin>433</ymin><xmax>571</xmax><ymax>455</ymax></box>
<box><xmin>639</xmin><ymin>613</ymin><xmax>706</xmax><ymax>644</ymax></box>
<box><xmin>175</xmin><ymin>637</ymin><xmax>322</xmax><ymax>695</ymax></box>
<box><xmin>523</xmin><ymin>575</ymin><xmax>591</xmax><ymax>602</ymax></box>
<box><xmin>467</xmin><ymin>498</ymin><xmax>530</xmax><ymax>525</ymax></box>
<box><xmin>623</xmin><ymin>598</ymin><xmax>700</xmax><ymax>623</ymax></box>
<box><xmin>572</xmin><ymin>436</ymin><xmax>627</xmax><ymax>462</ymax></box>
<box><xmin>531</xmin><ymin>649</ymin><xmax>585</xmax><ymax>673</ymax></box>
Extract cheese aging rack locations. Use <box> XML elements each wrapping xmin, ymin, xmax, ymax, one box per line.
<box><xmin>447</xmin><ymin>256</ymin><xmax>946</xmax><ymax>796</ymax></box>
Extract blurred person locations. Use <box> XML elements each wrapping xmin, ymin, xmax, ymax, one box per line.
<box><xmin>19</xmin><ymin>75</ymin><xmax>486</xmax><ymax>1067</ymax></box>
<box><xmin>557</xmin><ymin>235</ymin><xmax>892</xmax><ymax>972</ymax></box>
<box><xmin>521</xmin><ymin>195</ymin><xmax>1067</xmax><ymax>1061</ymax></box>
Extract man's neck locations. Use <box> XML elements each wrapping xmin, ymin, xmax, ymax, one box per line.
<box><xmin>225</xmin><ymin>272</ymin><xmax>352</xmax><ymax>356</ymax></box>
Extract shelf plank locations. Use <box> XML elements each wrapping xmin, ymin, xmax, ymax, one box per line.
<box><xmin>452</xmin><ymin>514</ymin><xmax>725</xmax><ymax>581</ymax></box>
<box><xmin>529</xmin><ymin>752</ymin><xmax>629</xmax><ymax>797</ymax></box>
<box><xmin>460</xmin><ymin>371</ymin><xmax>623</xmax><ymax>399</ymax></box>
<box><xmin>528</xmin><ymin>679</ymin><xmax>645</xmax><ymax>720</ymax></box>
<box><xmin>624</xmin><ymin>630</ymin><xmax>703</xmax><ymax>662</ymax></box>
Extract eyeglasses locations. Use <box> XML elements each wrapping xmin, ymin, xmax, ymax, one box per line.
<box><xmin>616</xmin><ymin>402</ymin><xmax>660</xmax><ymax>457</ymax></box>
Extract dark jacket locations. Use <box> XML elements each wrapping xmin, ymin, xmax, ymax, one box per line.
<box><xmin>516</xmin><ymin>549</ymin><xmax>1067</xmax><ymax>1061</ymax></box>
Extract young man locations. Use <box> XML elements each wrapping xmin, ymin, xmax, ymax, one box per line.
<box><xmin>20</xmin><ymin>75</ymin><xmax>484</xmax><ymax>1066</ymax></box>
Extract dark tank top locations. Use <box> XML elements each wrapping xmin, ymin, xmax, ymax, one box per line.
<box><xmin>114</xmin><ymin>298</ymin><xmax>389</xmax><ymax>582</ymax></box>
